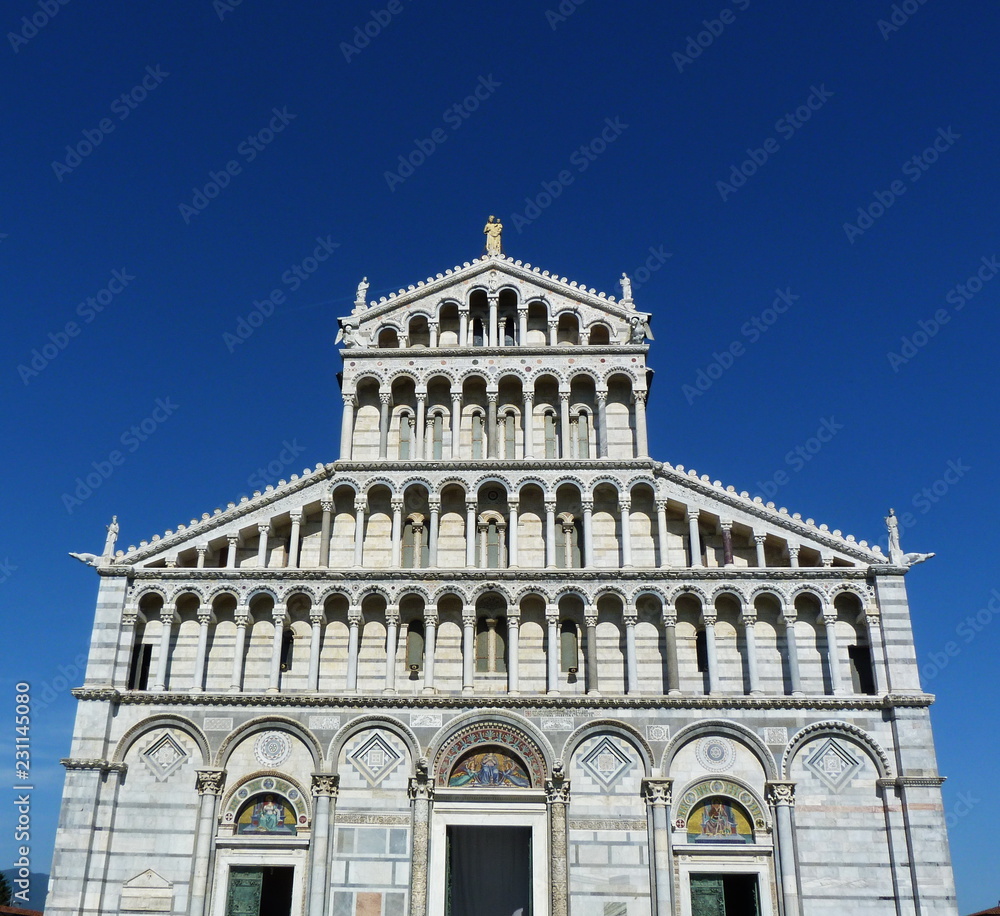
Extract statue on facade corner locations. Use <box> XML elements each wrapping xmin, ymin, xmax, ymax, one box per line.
<box><xmin>483</xmin><ymin>215</ymin><xmax>503</xmax><ymax>257</ymax></box>
<box><xmin>620</xmin><ymin>272</ymin><xmax>633</xmax><ymax>302</ymax></box>
<box><xmin>355</xmin><ymin>277</ymin><xmax>369</xmax><ymax>308</ymax></box>
<box><xmin>103</xmin><ymin>515</ymin><xmax>119</xmax><ymax>558</ymax></box>
<box><xmin>885</xmin><ymin>508</ymin><xmax>902</xmax><ymax>563</ymax></box>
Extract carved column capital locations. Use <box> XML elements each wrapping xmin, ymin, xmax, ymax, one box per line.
<box><xmin>227</xmin><ymin>533</ymin><xmax>240</xmax><ymax>547</ymax></box>
<box><xmin>486</xmin><ymin>392</ymin><xmax>499</xmax><ymax>404</ymax></box>
<box><xmin>462</xmin><ymin>606</ymin><xmax>477</xmax><ymax>626</ymax></box>
<box><xmin>348</xmin><ymin>606</ymin><xmax>362</xmax><ymax>626</ymax></box>
<box><xmin>654</xmin><ymin>498</ymin><xmax>668</xmax><ymax>512</ymax></box>
<box><xmin>623</xmin><ymin>613</ymin><xmax>638</xmax><ymax>628</ymax></box>
<box><xmin>641</xmin><ymin>777</ymin><xmax>672</xmax><ymax>807</ymax></box>
<box><xmin>741</xmin><ymin>612</ymin><xmax>758</xmax><ymax>627</ymax></box>
<box><xmin>196</xmin><ymin>544</ymin><xmax>208</xmax><ymax>558</ymax></box>
<box><xmin>719</xmin><ymin>518</ymin><xmax>733</xmax><ymax>532</ymax></box>
<box><xmin>787</xmin><ymin>544</ymin><xmax>800</xmax><ymax>559</ymax></box>
<box><xmin>580</xmin><ymin>497</ymin><xmax>594</xmax><ymax>512</ymax></box>
<box><xmin>391</xmin><ymin>497</ymin><xmax>405</xmax><ymax>512</ymax></box>
<box><xmin>257</xmin><ymin>523</ymin><xmax>270</xmax><ymax>535</ymax></box>
<box><xmin>289</xmin><ymin>510</ymin><xmax>303</xmax><ymax>524</ymax></box>
<box><xmin>701</xmin><ymin>611</ymin><xmax>717</xmax><ymax>627</ymax></box>
<box><xmin>408</xmin><ymin>775</ymin><xmax>435</xmax><ymax>802</ymax></box>
<box><xmin>195</xmin><ymin>768</ymin><xmax>226</xmax><ymax>796</ymax></box>
<box><xmin>545</xmin><ymin>776</ymin><xmax>571</xmax><ymax>805</ymax></box>
<box><xmin>544</xmin><ymin>499</ymin><xmax>557</xmax><ymax>513</ymax></box>
<box><xmin>312</xmin><ymin>773</ymin><xmax>340</xmax><ymax>799</ymax></box>
<box><xmin>428</xmin><ymin>497</ymin><xmax>441</xmax><ymax>512</ymax></box>
<box><xmin>386</xmin><ymin>606</ymin><xmax>401</xmax><ymax>627</ymax></box>
<box><xmin>822</xmin><ymin>613</ymin><xmax>838</xmax><ymax>628</ymax></box>
<box><xmin>753</xmin><ymin>533</ymin><xmax>767</xmax><ymax>545</ymax></box>
<box><xmin>424</xmin><ymin>611</ymin><xmax>439</xmax><ymax>628</ymax></box>
<box><xmin>662</xmin><ymin>613</ymin><xmax>678</xmax><ymax>628</ymax></box>
<box><xmin>321</xmin><ymin>498</ymin><xmax>333</xmax><ymax>513</ymax></box>
<box><xmin>354</xmin><ymin>497</ymin><xmax>367</xmax><ymax>513</ymax></box>
<box><xmin>379</xmin><ymin>392</ymin><xmax>392</xmax><ymax>405</ymax></box>
<box><xmin>342</xmin><ymin>392</ymin><xmax>356</xmax><ymax>407</ymax></box>
<box><xmin>864</xmin><ymin>612</ymin><xmax>881</xmax><ymax>628</ymax></box>
<box><xmin>596</xmin><ymin>391</ymin><xmax>608</xmax><ymax>405</ymax></box>
<box><xmin>633</xmin><ymin>390</ymin><xmax>647</xmax><ymax>405</ymax></box>
<box><xmin>765</xmin><ymin>781</ymin><xmax>796</xmax><ymax>807</ymax></box>
<box><xmin>122</xmin><ymin>608</ymin><xmax>139</xmax><ymax>627</ymax></box>
<box><xmin>619</xmin><ymin>497</ymin><xmax>631</xmax><ymax>512</ymax></box>
<box><xmin>309</xmin><ymin>610</ymin><xmax>325</xmax><ymax>626</ymax></box>
<box><xmin>686</xmin><ymin>506</ymin><xmax>700</xmax><ymax>522</ymax></box>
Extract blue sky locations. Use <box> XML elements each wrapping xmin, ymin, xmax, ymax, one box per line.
<box><xmin>3</xmin><ymin>0</ymin><xmax>998</xmax><ymax>911</ymax></box>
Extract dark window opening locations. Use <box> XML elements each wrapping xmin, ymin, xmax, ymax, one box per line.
<box><xmin>696</xmin><ymin>630</ymin><xmax>708</xmax><ymax>672</ymax></box>
<box><xmin>127</xmin><ymin>642</ymin><xmax>152</xmax><ymax>690</ymax></box>
<box><xmin>690</xmin><ymin>873</ymin><xmax>760</xmax><ymax>916</ymax></box>
<box><xmin>280</xmin><ymin>630</ymin><xmax>294</xmax><ymax>671</ymax></box>
<box><xmin>848</xmin><ymin>644</ymin><xmax>876</xmax><ymax>695</ymax></box>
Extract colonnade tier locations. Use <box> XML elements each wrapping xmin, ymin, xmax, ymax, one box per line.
<box><xmin>337</xmin><ymin>369</ymin><xmax>649</xmax><ymax>462</ymax></box>
<box><xmin>124</xmin><ymin>584</ymin><xmax>880</xmax><ymax>700</ymax></box>
<box><xmin>167</xmin><ymin>487</ymin><xmax>854</xmax><ymax>571</ymax></box>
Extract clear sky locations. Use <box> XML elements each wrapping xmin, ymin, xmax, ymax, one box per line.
<box><xmin>3</xmin><ymin>0</ymin><xmax>998</xmax><ymax>911</ymax></box>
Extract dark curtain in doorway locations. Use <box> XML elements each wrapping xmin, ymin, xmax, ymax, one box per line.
<box><xmin>449</xmin><ymin>826</ymin><xmax>531</xmax><ymax>916</ymax></box>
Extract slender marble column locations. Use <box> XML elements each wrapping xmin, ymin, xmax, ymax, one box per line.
<box><xmin>189</xmin><ymin>769</ymin><xmax>226</xmax><ymax>916</ymax></box>
<box><xmin>319</xmin><ymin>498</ymin><xmax>332</xmax><ymax>568</ymax></box>
<box><xmin>428</xmin><ymin>320</ymin><xmax>438</xmax><ymax>349</ymax></box>
<box><xmin>117</xmin><ymin>609</ymin><xmax>139</xmax><ymax>689</ymax></box>
<box><xmin>507</xmin><ymin>613</ymin><xmax>520</xmax><ymax>694</ymax></box>
<box><xmin>633</xmin><ymin>391</ymin><xmax>649</xmax><ymax>458</ymax></box>
<box><xmin>408</xmin><ymin>766</ymin><xmax>434</xmax><ymax>916</ymax></box>
<box><xmin>461</xmin><ymin>607</ymin><xmax>475</xmax><ymax>695</ymax></box>
<box><xmin>478</xmin><ymin>523</ymin><xmax>488</xmax><ymax>569</ymax></box>
<box><xmin>256</xmin><ymin>523</ymin><xmax>269</xmax><ymax>568</ymax></box>
<box><xmin>546</xmin><ymin>774</ymin><xmax>571</xmax><ymax>916</ymax></box>
<box><xmin>788</xmin><ymin>543</ymin><xmax>800</xmax><ymax>568</ymax></box>
<box><xmin>687</xmin><ymin>507</ymin><xmax>703</xmax><ymax>567</ymax></box>
<box><xmin>390</xmin><ymin>498</ymin><xmax>404</xmax><ymax>568</ymax></box>
<box><xmin>596</xmin><ymin>392</ymin><xmax>609</xmax><ymax>458</ymax></box>
<box><xmin>546</xmin><ymin>607</ymin><xmax>560</xmax><ymax>694</ymax></box>
<box><xmin>267</xmin><ymin>607</ymin><xmax>286</xmax><ymax>694</ymax></box>
<box><xmin>742</xmin><ymin>612</ymin><xmax>762</xmax><ymax>695</ymax></box>
<box><xmin>308</xmin><ymin>775</ymin><xmax>339</xmax><ymax>916</ymax></box>
<box><xmin>663</xmin><ymin>613</ymin><xmax>680</xmax><ymax>695</ymax></box>
<box><xmin>624</xmin><ymin>613</ymin><xmax>638</xmax><ymax>694</ymax></box>
<box><xmin>767</xmin><ymin>782</ymin><xmax>801</xmax><ymax>916</ymax></box>
<box><xmin>642</xmin><ymin>778</ymin><xmax>674</xmax><ymax>916</ymax></box>
<box><xmin>196</xmin><ymin>545</ymin><xmax>207</xmax><ymax>569</ymax></box>
<box><xmin>353</xmin><ymin>498</ymin><xmax>366</xmax><ymax>567</ymax></box>
<box><xmin>486</xmin><ymin>393</ymin><xmax>498</xmax><ymax>458</ymax></box>
<box><xmin>230</xmin><ymin>607</ymin><xmax>249</xmax><ymax>692</ymax></box>
<box><xmin>523</xmin><ymin>393</ymin><xmax>534</xmax><ymax>457</ymax></box>
<box><xmin>581</xmin><ymin>498</ymin><xmax>595</xmax><ymax>568</ymax></box>
<box><xmin>863</xmin><ymin>610</ymin><xmax>884</xmax><ymax>694</ymax></box>
<box><xmin>517</xmin><ymin>307</ymin><xmax>527</xmax><ymax>345</ymax></box>
<box><xmin>655</xmin><ymin>499</ymin><xmax>670</xmax><ymax>568</ymax></box>
<box><xmin>559</xmin><ymin>392</ymin><xmax>571</xmax><ymax>458</ymax></box>
<box><xmin>451</xmin><ymin>394</ymin><xmax>462</xmax><ymax>459</ymax></box>
<box><xmin>823</xmin><ymin>610</ymin><xmax>844</xmax><ymax>695</ymax></box>
<box><xmin>384</xmin><ymin>607</ymin><xmax>400</xmax><ymax>694</ymax></box>
<box><xmin>346</xmin><ymin>607</ymin><xmax>361</xmax><ymax>693</ymax></box>
<box><xmin>308</xmin><ymin>611</ymin><xmax>323</xmax><ymax>691</ymax></box>
<box><xmin>620</xmin><ymin>496</ymin><xmax>632</xmax><ymax>567</ymax></box>
<box><xmin>548</xmin><ymin>318</ymin><xmax>558</xmax><ymax>347</ymax></box>
<box><xmin>422</xmin><ymin>611</ymin><xmax>438</xmax><ymax>694</ymax></box>
<box><xmin>287</xmin><ymin>511</ymin><xmax>302</xmax><ymax>569</ymax></box>
<box><xmin>545</xmin><ymin>500</ymin><xmax>557</xmax><ymax>568</ymax></box>
<box><xmin>226</xmin><ymin>534</ymin><xmax>239</xmax><ymax>570</ymax></box>
<box><xmin>415</xmin><ymin>392</ymin><xmax>426</xmax><ymax>458</ymax></box>
<box><xmin>428</xmin><ymin>499</ymin><xmax>440</xmax><ymax>567</ymax></box>
<box><xmin>153</xmin><ymin>608</ymin><xmax>175</xmax><ymax>692</ymax></box>
<box><xmin>561</xmin><ymin>520</ymin><xmax>575</xmax><ymax>568</ymax></box>
<box><xmin>508</xmin><ymin>500</ymin><xmax>519</xmax><ymax>567</ymax></box>
<box><xmin>465</xmin><ymin>500</ymin><xmax>477</xmax><ymax>567</ymax></box>
<box><xmin>703</xmin><ymin>612</ymin><xmax>720</xmax><ymax>695</ymax></box>
<box><xmin>720</xmin><ymin>519</ymin><xmax>734</xmax><ymax>567</ymax></box>
<box><xmin>191</xmin><ymin>610</ymin><xmax>212</xmax><ymax>693</ymax></box>
<box><xmin>585</xmin><ymin>608</ymin><xmax>600</xmax><ymax>695</ymax></box>
<box><xmin>340</xmin><ymin>393</ymin><xmax>355</xmax><ymax>460</ymax></box>
<box><xmin>488</xmin><ymin>294</ymin><xmax>499</xmax><ymax>346</ymax></box>
<box><xmin>754</xmin><ymin>532</ymin><xmax>767</xmax><ymax>568</ymax></box>
<box><xmin>459</xmin><ymin>308</ymin><xmax>468</xmax><ymax>347</ymax></box>
<box><xmin>782</xmin><ymin>605</ymin><xmax>803</xmax><ymax>696</ymax></box>
<box><xmin>378</xmin><ymin>392</ymin><xmax>391</xmax><ymax>458</ymax></box>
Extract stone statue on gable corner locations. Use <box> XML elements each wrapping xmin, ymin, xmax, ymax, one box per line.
<box><xmin>885</xmin><ymin>509</ymin><xmax>902</xmax><ymax>563</ymax></box>
<box><xmin>103</xmin><ymin>515</ymin><xmax>119</xmax><ymax>558</ymax></box>
<box><xmin>483</xmin><ymin>215</ymin><xmax>503</xmax><ymax>257</ymax></box>
<box><xmin>354</xmin><ymin>277</ymin><xmax>369</xmax><ymax>309</ymax></box>
<box><xmin>620</xmin><ymin>272</ymin><xmax>633</xmax><ymax>302</ymax></box>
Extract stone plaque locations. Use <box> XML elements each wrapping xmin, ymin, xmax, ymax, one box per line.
<box><xmin>309</xmin><ymin>715</ymin><xmax>342</xmax><ymax>730</ymax></box>
<box><xmin>645</xmin><ymin>724</ymin><xmax>670</xmax><ymax>742</ymax></box>
<box><xmin>762</xmin><ymin>727</ymin><xmax>788</xmax><ymax>745</ymax></box>
<box><xmin>540</xmin><ymin>716</ymin><xmax>574</xmax><ymax>731</ymax></box>
<box><xmin>204</xmin><ymin>717</ymin><xmax>233</xmax><ymax>731</ymax></box>
<box><xmin>120</xmin><ymin>869</ymin><xmax>173</xmax><ymax>912</ymax></box>
<box><xmin>410</xmin><ymin>712</ymin><xmax>443</xmax><ymax>728</ymax></box>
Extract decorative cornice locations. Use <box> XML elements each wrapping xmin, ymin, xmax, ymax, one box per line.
<box><xmin>71</xmin><ymin>687</ymin><xmax>934</xmax><ymax>712</ymax></box>
<box><xmin>877</xmin><ymin>776</ymin><xmax>947</xmax><ymax>788</ymax></box>
<box><xmin>61</xmin><ymin>758</ymin><xmax>127</xmax><ymax>774</ymax></box>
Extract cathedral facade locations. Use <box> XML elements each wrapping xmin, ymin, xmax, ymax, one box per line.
<box><xmin>48</xmin><ymin>251</ymin><xmax>957</xmax><ymax>916</ymax></box>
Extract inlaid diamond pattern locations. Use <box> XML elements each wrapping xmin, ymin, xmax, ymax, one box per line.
<box><xmin>349</xmin><ymin>732</ymin><xmax>403</xmax><ymax>786</ymax></box>
<box><xmin>581</xmin><ymin>737</ymin><xmax>633</xmax><ymax>787</ymax></box>
<box><xmin>804</xmin><ymin>737</ymin><xmax>862</xmax><ymax>793</ymax></box>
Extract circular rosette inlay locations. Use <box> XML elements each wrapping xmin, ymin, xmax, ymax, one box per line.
<box><xmin>255</xmin><ymin>732</ymin><xmax>292</xmax><ymax>768</ymax></box>
<box><xmin>696</xmin><ymin>737</ymin><xmax>736</xmax><ymax>773</ymax></box>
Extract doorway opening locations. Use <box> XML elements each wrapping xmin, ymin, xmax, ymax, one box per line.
<box><xmin>446</xmin><ymin>825</ymin><xmax>531</xmax><ymax>916</ymax></box>
<box><xmin>225</xmin><ymin>866</ymin><xmax>294</xmax><ymax>916</ymax></box>
<box><xmin>690</xmin><ymin>873</ymin><xmax>760</xmax><ymax>916</ymax></box>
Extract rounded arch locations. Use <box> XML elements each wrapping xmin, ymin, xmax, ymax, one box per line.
<box><xmin>828</xmin><ymin>583</ymin><xmax>872</xmax><ymax>605</ymax></box>
<box><xmin>747</xmin><ymin>585</ymin><xmax>788</xmax><ymax>607</ymax></box>
<box><xmin>591</xmin><ymin>585</ymin><xmax>628</xmax><ymax>605</ymax></box>
<box><xmin>467</xmin><ymin>582</ymin><xmax>516</xmax><ymax>605</ymax></box>
<box><xmin>560</xmin><ymin>719</ymin><xmax>654</xmax><ymax>775</ymax></box>
<box><xmin>394</xmin><ymin>584</ymin><xmax>434</xmax><ymax>605</ymax></box>
<box><xmin>708</xmin><ymin>585</ymin><xmax>747</xmax><ymax>608</ymax></box>
<box><xmin>131</xmin><ymin>584</ymin><xmax>169</xmax><ymax>606</ymax></box>
<box><xmin>215</xmin><ymin>715</ymin><xmax>323</xmax><ymax>769</ymax></box>
<box><xmin>667</xmin><ymin>584</ymin><xmax>710</xmax><ymax>608</ymax></box>
<box><xmin>113</xmin><ymin>714</ymin><xmax>210</xmax><ymax>764</ymax></box>
<box><xmin>565</xmin><ymin>365</ymin><xmax>603</xmax><ymax>386</ymax></box>
<box><xmin>351</xmin><ymin>369</ymin><xmax>385</xmax><ymax>390</ymax></box>
<box><xmin>672</xmin><ymin>774</ymin><xmax>771</xmax><ymax>834</ymax></box>
<box><xmin>429</xmin><ymin>710</ymin><xmax>553</xmax><ymax>788</ymax></box>
<box><xmin>316</xmin><ymin>585</ymin><xmax>353</xmax><ymax>605</ymax></box>
<box><xmin>204</xmin><ymin>584</ymin><xmax>242</xmax><ymax>606</ymax></box>
<box><xmin>664</xmin><ymin>719</ymin><xmax>778</xmax><ymax>780</ymax></box>
<box><xmin>364</xmin><ymin>476</ymin><xmax>399</xmax><ymax>498</ymax></box>
<box><xmin>328</xmin><ymin>714</ymin><xmax>421</xmax><ymax>773</ymax></box>
<box><xmin>552</xmin><ymin>585</ymin><xmax>591</xmax><ymax>606</ymax></box>
<box><xmin>782</xmin><ymin>720</ymin><xmax>893</xmax><ymax>780</ymax></box>
<box><xmin>171</xmin><ymin>585</ymin><xmax>205</xmax><ymax>606</ymax></box>
<box><xmin>628</xmin><ymin>584</ymin><xmax>670</xmax><ymax>607</ymax></box>
<box><xmin>789</xmin><ymin>584</ymin><xmax>827</xmax><ymax>603</ymax></box>
<box><xmin>428</xmin><ymin>584</ymin><xmax>472</xmax><ymax>606</ymax></box>
<box><xmin>219</xmin><ymin>770</ymin><xmax>311</xmax><ymax>829</ymax></box>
